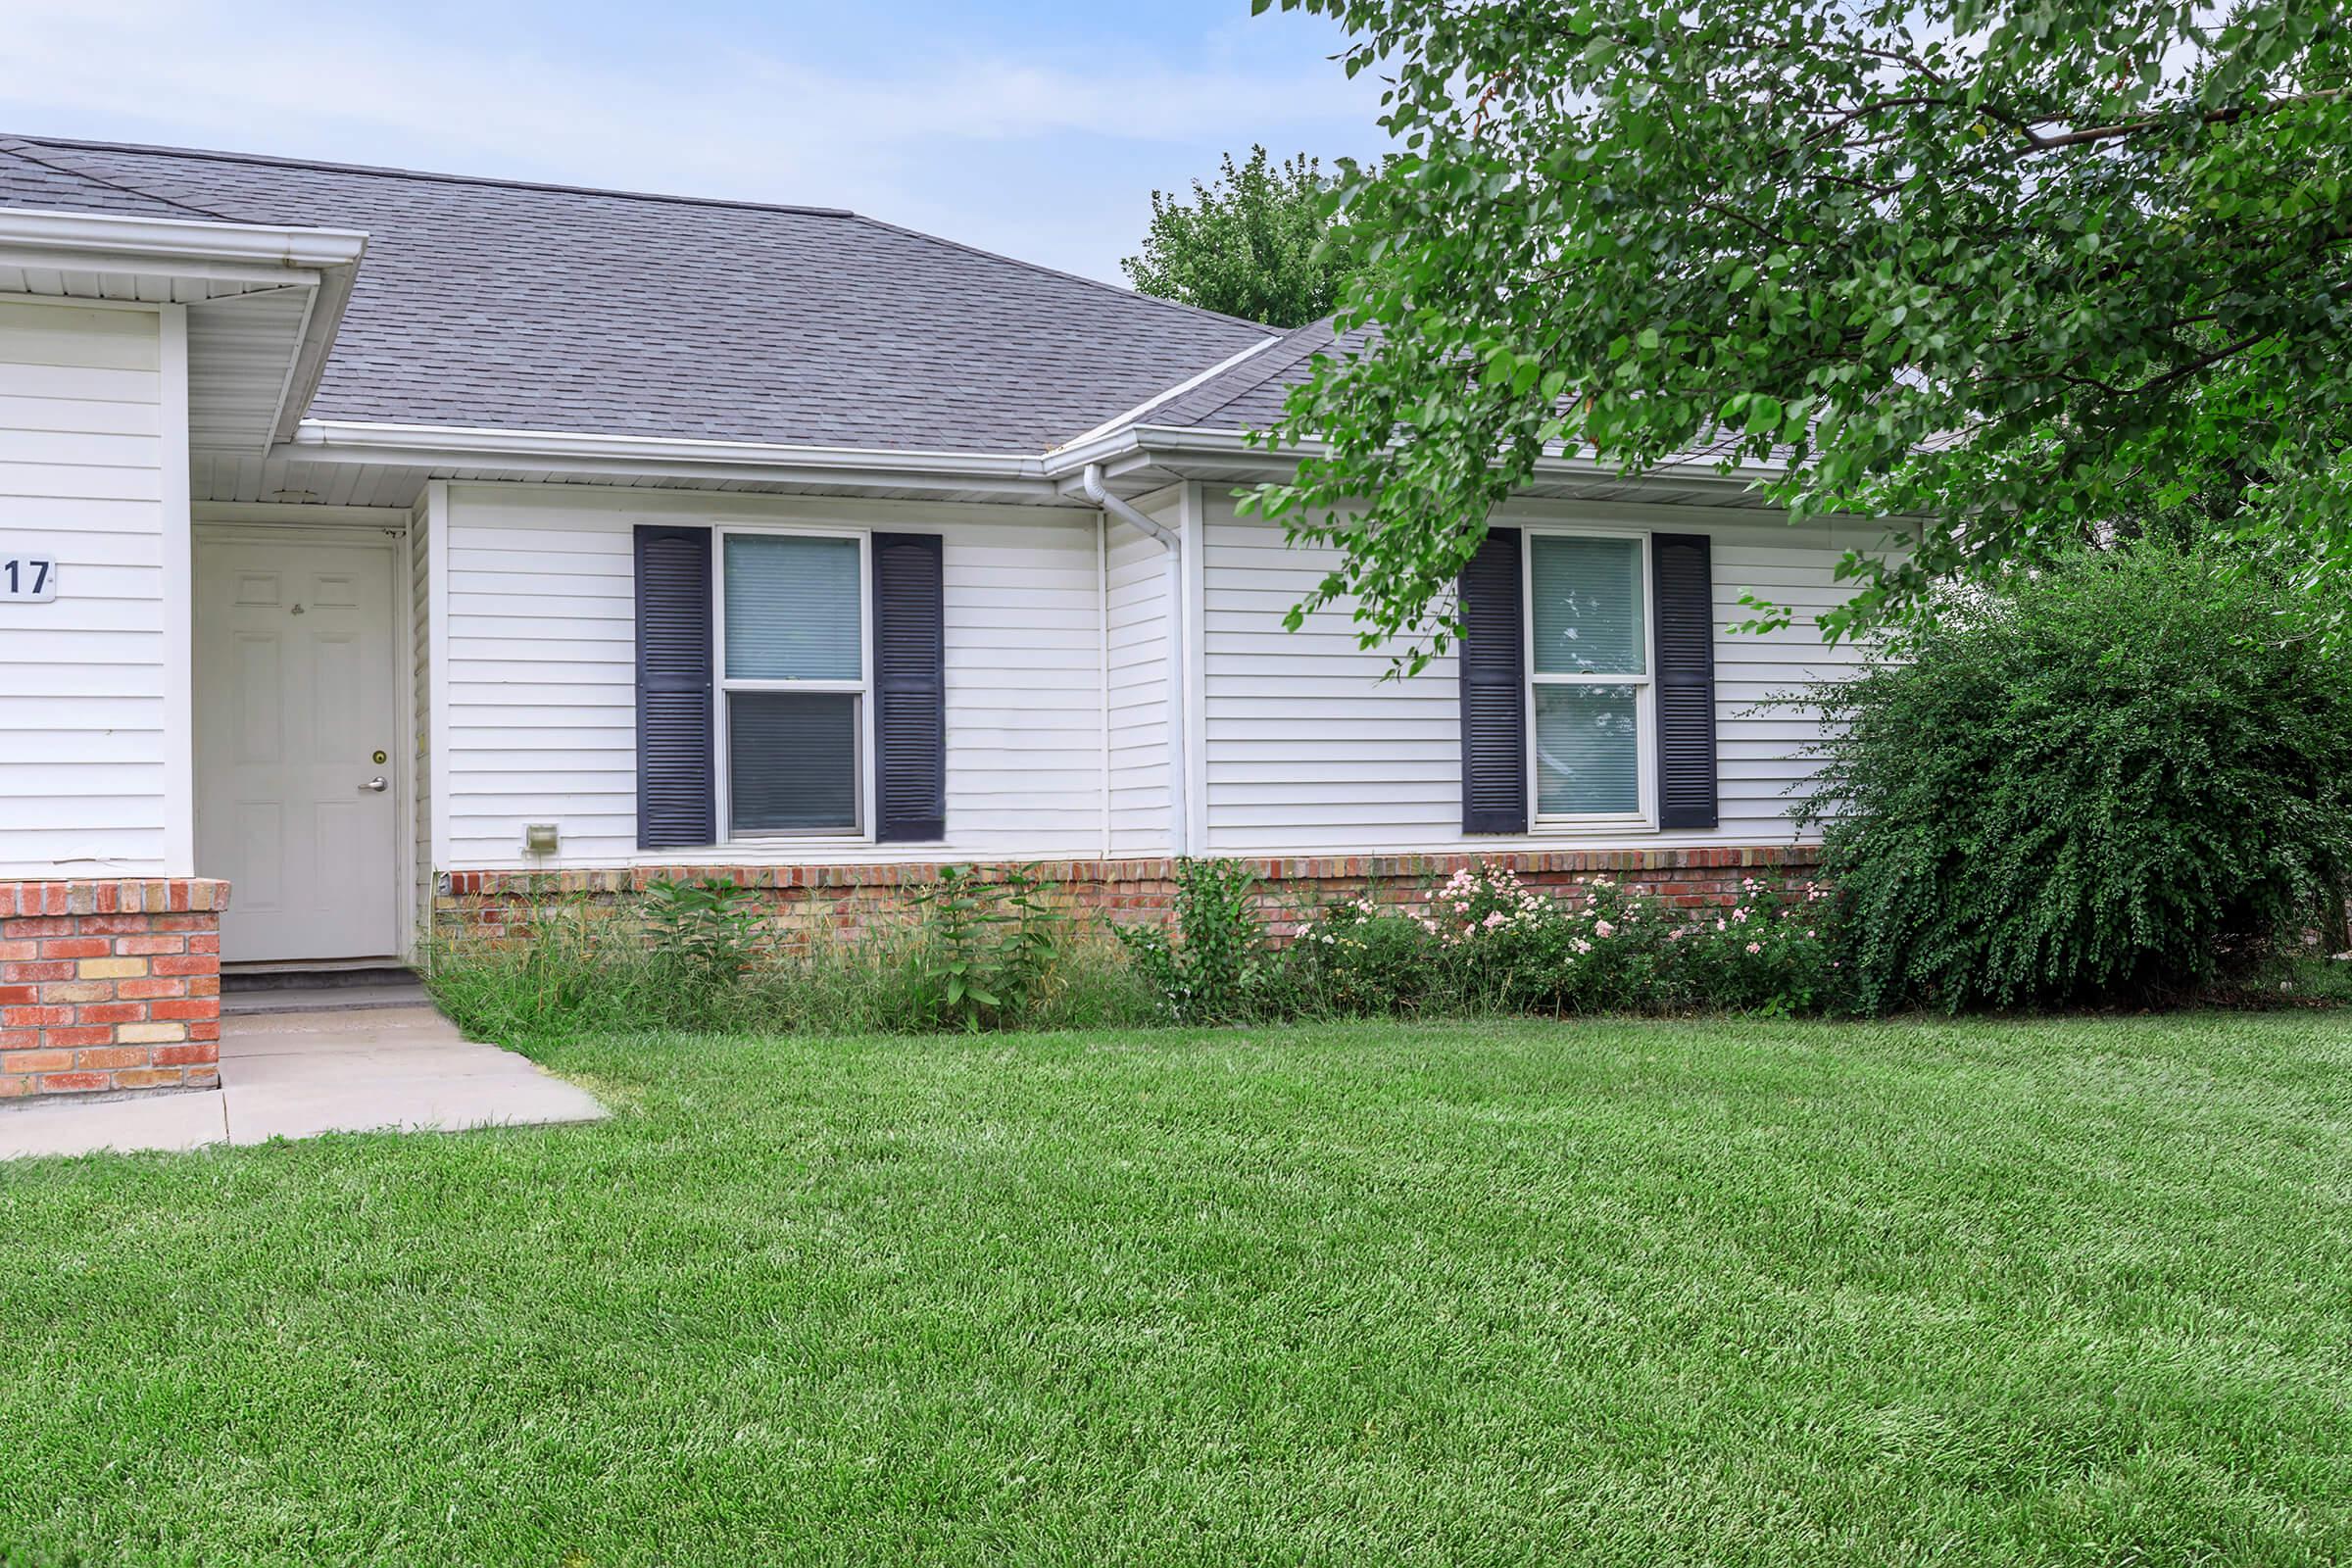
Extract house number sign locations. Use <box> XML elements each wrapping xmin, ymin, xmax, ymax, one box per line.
<box><xmin>0</xmin><ymin>550</ymin><xmax>58</xmax><ymax>603</ymax></box>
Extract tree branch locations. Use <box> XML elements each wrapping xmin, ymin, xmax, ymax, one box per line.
<box><xmin>2016</xmin><ymin>87</ymin><xmax>2346</xmax><ymax>152</ymax></box>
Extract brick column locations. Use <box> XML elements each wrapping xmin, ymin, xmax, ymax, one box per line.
<box><xmin>0</xmin><ymin>878</ymin><xmax>228</xmax><ymax>1101</ymax></box>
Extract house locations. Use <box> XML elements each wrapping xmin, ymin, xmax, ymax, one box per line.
<box><xmin>0</xmin><ymin>135</ymin><xmax>1873</xmax><ymax>1099</ymax></box>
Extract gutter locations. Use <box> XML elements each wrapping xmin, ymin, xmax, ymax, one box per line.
<box><xmin>283</xmin><ymin>419</ymin><xmax>1059</xmax><ymax>500</ymax></box>
<box><xmin>1045</xmin><ymin>422</ymin><xmax>1791</xmax><ymax>492</ymax></box>
<box><xmin>286</xmin><ymin>415</ymin><xmax>1789</xmax><ymax>502</ymax></box>
<box><xmin>1081</xmin><ymin>463</ymin><xmax>1188</xmax><ymax>857</ymax></box>
<box><xmin>0</xmin><ymin>207</ymin><xmax>369</xmax><ymax>277</ymax></box>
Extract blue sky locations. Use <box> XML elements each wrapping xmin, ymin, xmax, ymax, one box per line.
<box><xmin>0</xmin><ymin>1</ymin><xmax>1392</xmax><ymax>284</ymax></box>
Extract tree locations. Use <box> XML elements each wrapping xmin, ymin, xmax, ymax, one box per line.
<box><xmin>1123</xmin><ymin>147</ymin><xmax>1355</xmax><ymax>327</ymax></box>
<box><xmin>1246</xmin><ymin>0</ymin><xmax>2352</xmax><ymax>666</ymax></box>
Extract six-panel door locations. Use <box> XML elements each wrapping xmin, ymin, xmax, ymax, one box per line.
<box><xmin>193</xmin><ymin>537</ymin><xmax>401</xmax><ymax>963</ymax></box>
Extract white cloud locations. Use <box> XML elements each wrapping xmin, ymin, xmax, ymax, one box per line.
<box><xmin>0</xmin><ymin>0</ymin><xmax>1386</xmax><ymax>277</ymax></box>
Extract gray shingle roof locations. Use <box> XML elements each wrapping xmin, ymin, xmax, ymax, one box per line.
<box><xmin>0</xmin><ymin>139</ymin><xmax>228</xmax><ymax>219</ymax></box>
<box><xmin>0</xmin><ymin>135</ymin><xmax>1275</xmax><ymax>453</ymax></box>
<box><xmin>1147</xmin><ymin>317</ymin><xmax>1373</xmax><ymax>434</ymax></box>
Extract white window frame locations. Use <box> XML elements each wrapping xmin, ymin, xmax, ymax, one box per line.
<box><xmin>711</xmin><ymin>522</ymin><xmax>876</xmax><ymax>844</ymax></box>
<box><xmin>1522</xmin><ymin>526</ymin><xmax>1658</xmax><ymax>831</ymax></box>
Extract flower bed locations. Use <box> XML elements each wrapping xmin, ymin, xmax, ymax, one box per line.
<box><xmin>1290</xmin><ymin>862</ymin><xmax>1838</xmax><ymax>1018</ymax></box>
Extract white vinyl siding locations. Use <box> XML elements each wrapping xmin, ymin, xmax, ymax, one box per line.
<box><xmin>1104</xmin><ymin>500</ymin><xmax>1178</xmax><ymax>857</ymax></box>
<box><xmin>426</xmin><ymin>481</ymin><xmax>1874</xmax><ymax>871</ymax></box>
<box><xmin>434</xmin><ymin>484</ymin><xmax>1108</xmax><ymax>869</ymax></box>
<box><xmin>1196</xmin><ymin>495</ymin><xmax>1876</xmax><ymax>855</ymax></box>
<box><xmin>0</xmin><ymin>299</ymin><xmax>178</xmax><ymax>878</ymax></box>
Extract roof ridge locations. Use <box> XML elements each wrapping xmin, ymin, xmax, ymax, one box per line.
<box><xmin>846</xmin><ymin>211</ymin><xmax>1275</xmax><ymax>338</ymax></box>
<box><xmin>1151</xmin><ymin>316</ymin><xmax>1348</xmax><ymax>429</ymax></box>
<box><xmin>0</xmin><ymin>138</ymin><xmax>250</xmax><ymax>223</ymax></box>
<box><xmin>3</xmin><ymin>133</ymin><xmax>858</xmax><ymax>220</ymax></box>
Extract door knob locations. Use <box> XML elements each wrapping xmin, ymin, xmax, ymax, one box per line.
<box><xmin>359</xmin><ymin>776</ymin><xmax>389</xmax><ymax>793</ymax></box>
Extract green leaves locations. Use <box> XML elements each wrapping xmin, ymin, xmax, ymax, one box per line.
<box><xmin>1804</xmin><ymin>546</ymin><xmax>2352</xmax><ymax>1007</ymax></box>
<box><xmin>1121</xmin><ymin>147</ymin><xmax>1360</xmax><ymax>327</ymax></box>
<box><xmin>1251</xmin><ymin>0</ymin><xmax>2352</xmax><ymax>662</ymax></box>
<box><xmin>909</xmin><ymin>864</ymin><xmax>1067</xmax><ymax>1032</ymax></box>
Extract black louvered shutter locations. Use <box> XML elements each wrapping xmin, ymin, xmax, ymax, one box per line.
<box><xmin>871</xmin><ymin>532</ymin><xmax>946</xmax><ymax>843</ymax></box>
<box><xmin>1651</xmin><ymin>532</ymin><xmax>1719</xmax><ymax>829</ymax></box>
<box><xmin>634</xmin><ymin>524</ymin><xmax>716</xmax><ymax>849</ymax></box>
<box><xmin>1458</xmin><ymin>525</ymin><xmax>1528</xmax><ymax>834</ymax></box>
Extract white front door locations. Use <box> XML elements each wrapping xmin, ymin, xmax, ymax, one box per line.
<box><xmin>195</xmin><ymin>536</ymin><xmax>402</xmax><ymax>962</ymax></box>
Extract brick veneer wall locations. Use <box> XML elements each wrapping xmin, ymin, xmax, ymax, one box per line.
<box><xmin>0</xmin><ymin>878</ymin><xmax>227</xmax><ymax>1102</ymax></box>
<box><xmin>434</xmin><ymin>846</ymin><xmax>1823</xmax><ymax>946</ymax></box>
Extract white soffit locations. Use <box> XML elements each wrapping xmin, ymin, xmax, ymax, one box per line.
<box><xmin>0</xmin><ymin>208</ymin><xmax>366</xmax><ymax>455</ymax></box>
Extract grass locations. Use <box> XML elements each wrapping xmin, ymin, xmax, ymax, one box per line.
<box><xmin>3</xmin><ymin>1011</ymin><xmax>2350</xmax><ymax>1565</ymax></box>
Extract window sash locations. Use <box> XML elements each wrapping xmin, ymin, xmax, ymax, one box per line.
<box><xmin>727</xmin><ymin>690</ymin><xmax>863</xmax><ymax>836</ymax></box>
<box><xmin>1521</xmin><ymin>528</ymin><xmax>1657</xmax><ymax>825</ymax></box>
<box><xmin>722</xmin><ymin>531</ymin><xmax>864</xmax><ymax>681</ymax></box>
<box><xmin>1529</xmin><ymin>533</ymin><xmax>1647</xmax><ymax>677</ymax></box>
<box><xmin>1532</xmin><ymin>683</ymin><xmax>1643</xmax><ymax>817</ymax></box>
<box><xmin>712</xmin><ymin>525</ymin><xmax>874</xmax><ymax>842</ymax></box>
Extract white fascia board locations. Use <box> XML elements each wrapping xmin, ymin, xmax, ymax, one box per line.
<box><xmin>282</xmin><ymin>419</ymin><xmax>1062</xmax><ymax>499</ymax></box>
<box><xmin>271</xmin><ymin>248</ymin><xmax>363</xmax><ymax>444</ymax></box>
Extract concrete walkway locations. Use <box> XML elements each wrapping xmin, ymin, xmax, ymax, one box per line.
<box><xmin>0</xmin><ymin>1001</ymin><xmax>605</xmax><ymax>1160</ymax></box>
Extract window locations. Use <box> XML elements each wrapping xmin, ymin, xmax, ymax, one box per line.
<box><xmin>1526</xmin><ymin>532</ymin><xmax>1651</xmax><ymax>822</ymax></box>
<box><xmin>716</xmin><ymin>529</ymin><xmax>868</xmax><ymax>838</ymax></box>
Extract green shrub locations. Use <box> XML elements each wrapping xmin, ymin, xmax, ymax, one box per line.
<box><xmin>1114</xmin><ymin>858</ymin><xmax>1275</xmax><ymax>1022</ymax></box>
<box><xmin>1800</xmin><ymin>547</ymin><xmax>2352</xmax><ymax>1010</ymax></box>
<box><xmin>1666</xmin><ymin>876</ymin><xmax>1840</xmax><ymax>1017</ymax></box>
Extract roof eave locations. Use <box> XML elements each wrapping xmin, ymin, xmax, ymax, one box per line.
<box><xmin>1045</xmin><ymin>423</ymin><xmax>1789</xmax><ymax>498</ymax></box>
<box><xmin>280</xmin><ymin>419</ymin><xmax>1062</xmax><ymax>501</ymax></box>
<box><xmin>276</xmin><ymin>416</ymin><xmax>1788</xmax><ymax>508</ymax></box>
<box><xmin>0</xmin><ymin>208</ymin><xmax>368</xmax><ymax>454</ymax></box>
<box><xmin>272</xmin><ymin>249</ymin><xmax>362</xmax><ymax>444</ymax></box>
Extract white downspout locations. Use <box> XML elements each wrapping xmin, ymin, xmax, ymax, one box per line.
<box><xmin>1081</xmin><ymin>463</ymin><xmax>1188</xmax><ymax>858</ymax></box>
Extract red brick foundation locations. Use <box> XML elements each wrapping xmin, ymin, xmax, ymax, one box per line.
<box><xmin>0</xmin><ymin>878</ymin><xmax>227</xmax><ymax>1102</ymax></box>
<box><xmin>434</xmin><ymin>846</ymin><xmax>1823</xmax><ymax>947</ymax></box>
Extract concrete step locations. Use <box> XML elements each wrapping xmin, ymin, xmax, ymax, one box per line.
<box><xmin>220</xmin><ymin>981</ymin><xmax>432</xmax><ymax>1017</ymax></box>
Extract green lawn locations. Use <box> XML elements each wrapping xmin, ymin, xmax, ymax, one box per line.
<box><xmin>4</xmin><ymin>1013</ymin><xmax>2350</xmax><ymax>1566</ymax></box>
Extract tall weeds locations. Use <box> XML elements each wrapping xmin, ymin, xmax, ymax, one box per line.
<box><xmin>418</xmin><ymin>877</ymin><xmax>1158</xmax><ymax>1043</ymax></box>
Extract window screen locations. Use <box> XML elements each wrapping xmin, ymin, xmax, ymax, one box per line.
<box><xmin>1528</xmin><ymin>534</ymin><xmax>1648</xmax><ymax>818</ymax></box>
